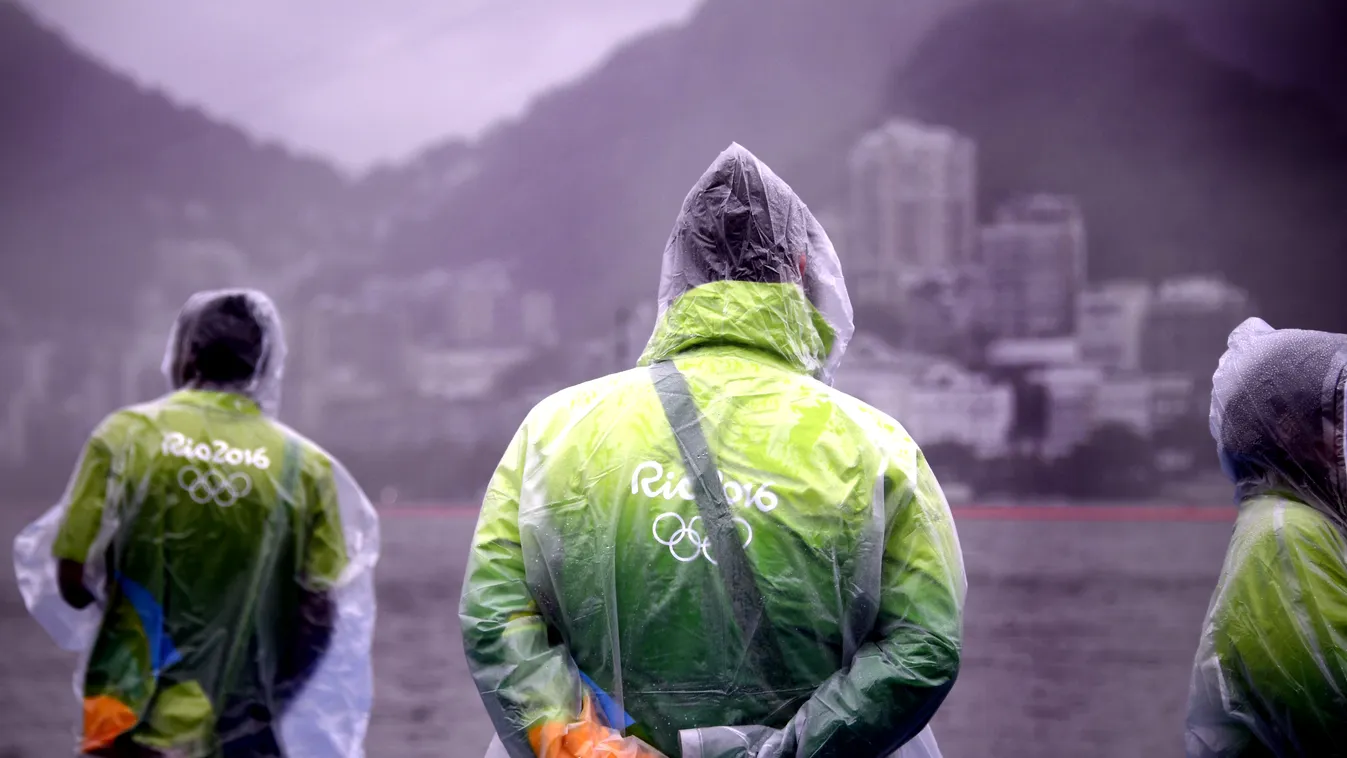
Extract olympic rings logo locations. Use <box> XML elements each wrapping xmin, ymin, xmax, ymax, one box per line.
<box><xmin>177</xmin><ymin>465</ymin><xmax>253</xmax><ymax>507</ymax></box>
<box><xmin>652</xmin><ymin>512</ymin><xmax>752</xmax><ymax>564</ymax></box>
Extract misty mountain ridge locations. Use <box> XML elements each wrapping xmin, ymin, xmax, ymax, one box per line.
<box><xmin>1126</xmin><ymin>0</ymin><xmax>1347</xmax><ymax>116</ymax></box>
<box><xmin>382</xmin><ymin>0</ymin><xmax>1347</xmax><ymax>333</ymax></box>
<box><xmin>4</xmin><ymin>0</ymin><xmax>1346</xmax><ymax>346</ymax></box>
<box><xmin>889</xmin><ymin>0</ymin><xmax>1347</xmax><ymax>330</ymax></box>
<box><xmin>380</xmin><ymin>0</ymin><xmax>968</xmax><ymax>333</ymax></box>
<box><xmin>0</xmin><ymin>3</ymin><xmax>367</xmax><ymax>336</ymax></box>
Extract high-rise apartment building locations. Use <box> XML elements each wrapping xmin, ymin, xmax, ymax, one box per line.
<box><xmin>980</xmin><ymin>194</ymin><xmax>1087</xmax><ymax>339</ymax></box>
<box><xmin>847</xmin><ymin>119</ymin><xmax>977</xmax><ymax>307</ymax></box>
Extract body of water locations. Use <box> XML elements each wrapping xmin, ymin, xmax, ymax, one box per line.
<box><xmin>0</xmin><ymin>506</ymin><xmax>1231</xmax><ymax>757</ymax></box>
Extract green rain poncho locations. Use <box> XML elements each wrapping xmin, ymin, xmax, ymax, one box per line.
<box><xmin>1186</xmin><ymin>318</ymin><xmax>1347</xmax><ymax>757</ymax></box>
<box><xmin>13</xmin><ymin>289</ymin><xmax>380</xmax><ymax>757</ymax></box>
<box><xmin>460</xmin><ymin>144</ymin><xmax>966</xmax><ymax>758</ymax></box>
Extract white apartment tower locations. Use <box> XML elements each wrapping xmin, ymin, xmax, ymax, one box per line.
<box><xmin>846</xmin><ymin>118</ymin><xmax>977</xmax><ymax>307</ymax></box>
<box><xmin>980</xmin><ymin>194</ymin><xmax>1088</xmax><ymax>339</ymax></box>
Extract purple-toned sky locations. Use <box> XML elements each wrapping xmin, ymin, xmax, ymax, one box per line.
<box><xmin>18</xmin><ymin>0</ymin><xmax>1343</xmax><ymax>174</ymax></box>
<box><xmin>20</xmin><ymin>0</ymin><xmax>701</xmax><ymax>171</ymax></box>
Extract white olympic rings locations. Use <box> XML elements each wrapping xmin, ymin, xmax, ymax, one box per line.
<box><xmin>652</xmin><ymin>512</ymin><xmax>752</xmax><ymax>565</ymax></box>
<box><xmin>177</xmin><ymin>465</ymin><xmax>253</xmax><ymax>507</ymax></box>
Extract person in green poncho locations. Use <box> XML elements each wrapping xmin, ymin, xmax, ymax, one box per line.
<box><xmin>461</xmin><ymin>143</ymin><xmax>966</xmax><ymax>758</ymax></box>
<box><xmin>33</xmin><ymin>290</ymin><xmax>355</xmax><ymax>757</ymax></box>
<box><xmin>1186</xmin><ymin>318</ymin><xmax>1347</xmax><ymax>757</ymax></box>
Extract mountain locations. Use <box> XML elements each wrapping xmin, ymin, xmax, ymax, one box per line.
<box><xmin>383</xmin><ymin>0</ymin><xmax>1347</xmax><ymax>336</ymax></box>
<box><xmin>1129</xmin><ymin>0</ymin><xmax>1347</xmax><ymax>116</ymax></box>
<box><xmin>887</xmin><ymin>0</ymin><xmax>1347</xmax><ymax>331</ymax></box>
<box><xmin>360</xmin><ymin>140</ymin><xmax>478</xmax><ymax>243</ymax></box>
<box><xmin>0</xmin><ymin>3</ymin><xmax>361</xmax><ymax>336</ymax></box>
<box><xmin>11</xmin><ymin>0</ymin><xmax>1343</xmax><ymax>344</ymax></box>
<box><xmin>383</xmin><ymin>0</ymin><xmax>969</xmax><ymax>334</ymax></box>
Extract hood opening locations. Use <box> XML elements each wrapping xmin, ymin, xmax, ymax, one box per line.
<box><xmin>1212</xmin><ymin>317</ymin><xmax>1347</xmax><ymax>521</ymax></box>
<box><xmin>161</xmin><ymin>289</ymin><xmax>288</xmax><ymax>416</ymax></box>
<box><xmin>650</xmin><ymin>143</ymin><xmax>853</xmax><ymax>383</ymax></box>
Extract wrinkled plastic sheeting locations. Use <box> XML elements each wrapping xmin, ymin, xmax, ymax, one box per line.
<box><xmin>13</xmin><ymin>433</ymin><xmax>379</xmax><ymax>757</ymax></box>
<box><xmin>1186</xmin><ymin>317</ymin><xmax>1347</xmax><ymax>755</ymax></box>
<box><xmin>12</xmin><ymin>288</ymin><xmax>378</xmax><ymax>757</ymax></box>
<box><xmin>653</xmin><ymin>143</ymin><xmax>853</xmax><ymax>386</ymax></box>
<box><xmin>1185</xmin><ymin>497</ymin><xmax>1347</xmax><ymax>757</ymax></box>
<box><xmin>463</xmin><ymin>360</ymin><xmax>965</xmax><ymax>756</ymax></box>
<box><xmin>281</xmin><ymin>456</ymin><xmax>381</xmax><ymax>758</ymax></box>
<box><xmin>677</xmin><ymin>724</ymin><xmax>942</xmax><ymax>758</ymax></box>
<box><xmin>1209</xmin><ymin>317</ymin><xmax>1347</xmax><ymax>521</ymax></box>
<box><xmin>486</xmin><ymin>726</ymin><xmax>941</xmax><ymax>758</ymax></box>
<box><xmin>162</xmin><ymin>288</ymin><xmax>289</xmax><ymax>417</ymax></box>
<box><xmin>463</xmin><ymin>143</ymin><xmax>963</xmax><ymax>756</ymax></box>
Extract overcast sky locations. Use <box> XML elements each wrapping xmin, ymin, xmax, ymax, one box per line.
<box><xmin>20</xmin><ymin>0</ymin><xmax>702</xmax><ymax>172</ymax></box>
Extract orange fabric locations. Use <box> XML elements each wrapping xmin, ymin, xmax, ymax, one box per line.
<box><xmin>527</xmin><ymin>697</ymin><xmax>663</xmax><ymax>758</ymax></box>
<box><xmin>82</xmin><ymin>695</ymin><xmax>138</xmax><ymax>752</ymax></box>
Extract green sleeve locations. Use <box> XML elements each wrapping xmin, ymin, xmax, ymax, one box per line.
<box><xmin>1196</xmin><ymin>503</ymin><xmax>1347</xmax><ymax>755</ymax></box>
<box><xmin>458</xmin><ymin>424</ymin><xmax>582</xmax><ymax>750</ymax></box>
<box><xmin>301</xmin><ymin>459</ymin><xmax>349</xmax><ymax>591</ymax></box>
<box><xmin>51</xmin><ymin>428</ymin><xmax>114</xmax><ymax>562</ymax></box>
<box><xmin>771</xmin><ymin>451</ymin><xmax>966</xmax><ymax>757</ymax></box>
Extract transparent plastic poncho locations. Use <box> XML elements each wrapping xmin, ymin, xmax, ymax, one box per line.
<box><xmin>652</xmin><ymin>143</ymin><xmax>854</xmax><ymax>387</ymax></box>
<box><xmin>462</xmin><ymin>145</ymin><xmax>965</xmax><ymax>758</ymax></box>
<box><xmin>1186</xmin><ymin>318</ymin><xmax>1347</xmax><ymax>756</ymax></box>
<box><xmin>12</xmin><ymin>289</ymin><xmax>380</xmax><ymax>757</ymax></box>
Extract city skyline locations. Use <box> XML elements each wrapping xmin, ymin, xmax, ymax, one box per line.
<box><xmin>834</xmin><ymin>114</ymin><xmax>1253</xmax><ymax>489</ymax></box>
<box><xmin>0</xmin><ymin>99</ymin><xmax>1262</xmax><ymax>507</ymax></box>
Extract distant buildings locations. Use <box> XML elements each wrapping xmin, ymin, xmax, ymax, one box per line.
<box><xmin>0</xmin><ymin>111</ymin><xmax>1267</xmax><ymax>500</ymax></box>
<box><xmin>985</xmin><ymin>336</ymin><xmax>1081</xmax><ymax>370</ymax></box>
<box><xmin>1093</xmin><ymin>376</ymin><xmax>1154</xmax><ymax>435</ymax></box>
<box><xmin>846</xmin><ymin>119</ymin><xmax>977</xmax><ymax>307</ymax></box>
<box><xmin>1142</xmin><ymin>276</ymin><xmax>1254</xmax><ymax>377</ymax></box>
<box><xmin>832</xmin><ymin>114</ymin><xmax>1271</xmax><ymax>476</ymax></box>
<box><xmin>1138</xmin><ymin>276</ymin><xmax>1255</xmax><ymax>427</ymax></box>
<box><xmin>892</xmin><ymin>269</ymin><xmax>983</xmax><ymax>363</ymax></box>
<box><xmin>405</xmin><ymin>344</ymin><xmax>535</xmax><ymax>402</ymax></box>
<box><xmin>295</xmin><ymin>294</ymin><xmax>406</xmax><ymax>433</ymax></box>
<box><xmin>1077</xmin><ymin>281</ymin><xmax>1152</xmax><ymax>374</ymax></box>
<box><xmin>446</xmin><ymin>261</ymin><xmax>513</xmax><ymax>345</ymax></box>
<box><xmin>1026</xmin><ymin>365</ymin><xmax>1103</xmax><ymax>459</ymax></box>
<box><xmin>835</xmin><ymin>335</ymin><xmax>1014</xmax><ymax>458</ymax></box>
<box><xmin>0</xmin><ymin>339</ymin><xmax>115</xmax><ymax>465</ymax></box>
<box><xmin>293</xmin><ymin>262</ymin><xmax>559</xmax><ymax>449</ymax></box>
<box><xmin>979</xmin><ymin>194</ymin><xmax>1087</xmax><ymax>340</ymax></box>
<box><xmin>155</xmin><ymin>238</ymin><xmax>253</xmax><ymax>297</ymax></box>
<box><xmin>318</xmin><ymin>391</ymin><xmax>534</xmax><ymax>454</ymax></box>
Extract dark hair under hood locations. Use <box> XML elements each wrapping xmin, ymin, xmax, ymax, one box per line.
<box><xmin>1211</xmin><ymin>317</ymin><xmax>1347</xmax><ymax>524</ymax></box>
<box><xmin>654</xmin><ymin>143</ymin><xmax>853</xmax><ymax>384</ymax></box>
<box><xmin>160</xmin><ymin>289</ymin><xmax>288</xmax><ymax>417</ymax></box>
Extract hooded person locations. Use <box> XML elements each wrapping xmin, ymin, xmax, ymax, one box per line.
<box><xmin>12</xmin><ymin>289</ymin><xmax>380</xmax><ymax>758</ymax></box>
<box><xmin>460</xmin><ymin>144</ymin><xmax>966</xmax><ymax>758</ymax></box>
<box><xmin>1186</xmin><ymin>317</ymin><xmax>1347</xmax><ymax>757</ymax></box>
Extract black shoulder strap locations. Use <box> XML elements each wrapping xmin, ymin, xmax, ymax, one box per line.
<box><xmin>649</xmin><ymin>360</ymin><xmax>787</xmax><ymax>675</ymax></box>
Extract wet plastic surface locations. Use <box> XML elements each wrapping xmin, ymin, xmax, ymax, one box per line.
<box><xmin>12</xmin><ymin>290</ymin><xmax>380</xmax><ymax>757</ymax></box>
<box><xmin>1187</xmin><ymin>318</ymin><xmax>1347</xmax><ymax>756</ymax></box>
<box><xmin>460</xmin><ymin>146</ymin><xmax>964</xmax><ymax>757</ymax></box>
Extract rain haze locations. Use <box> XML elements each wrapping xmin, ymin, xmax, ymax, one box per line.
<box><xmin>1</xmin><ymin>0</ymin><xmax>1345</xmax><ymax>755</ymax></box>
<box><xmin>19</xmin><ymin>0</ymin><xmax>703</xmax><ymax>170</ymax></box>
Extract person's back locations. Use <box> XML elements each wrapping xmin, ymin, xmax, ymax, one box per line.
<box><xmin>14</xmin><ymin>290</ymin><xmax>380</xmax><ymax>758</ymax></box>
<box><xmin>461</xmin><ymin>144</ymin><xmax>965</xmax><ymax>758</ymax></box>
<box><xmin>1187</xmin><ymin>318</ymin><xmax>1347</xmax><ymax>757</ymax></box>
<box><xmin>63</xmin><ymin>390</ymin><xmax>345</xmax><ymax>756</ymax></box>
